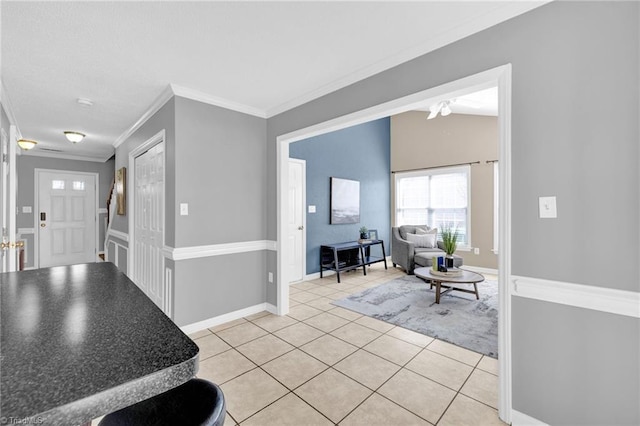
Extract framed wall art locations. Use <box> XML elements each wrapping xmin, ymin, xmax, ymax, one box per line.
<box><xmin>330</xmin><ymin>177</ymin><xmax>360</xmax><ymax>224</ymax></box>
<box><xmin>116</xmin><ymin>167</ymin><xmax>126</xmax><ymax>215</ymax></box>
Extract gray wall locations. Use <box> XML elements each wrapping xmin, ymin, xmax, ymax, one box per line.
<box><xmin>16</xmin><ymin>155</ymin><xmax>115</xmax><ymax>267</ymax></box>
<box><xmin>266</xmin><ymin>2</ymin><xmax>639</xmax><ymax>423</ymax></box>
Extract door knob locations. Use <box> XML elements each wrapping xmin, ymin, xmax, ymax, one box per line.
<box><xmin>40</xmin><ymin>223</ymin><xmax>46</xmax><ymax>227</ymax></box>
<box><xmin>298</xmin><ymin>225</ymin><xmax>304</xmax><ymax>230</ymax></box>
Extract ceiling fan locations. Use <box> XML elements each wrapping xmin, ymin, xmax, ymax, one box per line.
<box><xmin>426</xmin><ymin>97</ymin><xmax>485</xmax><ymax>119</ymax></box>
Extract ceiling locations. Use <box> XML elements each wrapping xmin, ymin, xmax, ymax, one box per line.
<box><xmin>1</xmin><ymin>1</ymin><xmax>546</xmax><ymax>162</ymax></box>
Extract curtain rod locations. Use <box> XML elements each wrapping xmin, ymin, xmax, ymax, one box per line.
<box><xmin>486</xmin><ymin>159</ymin><xmax>498</xmax><ymax>164</ymax></box>
<box><xmin>391</xmin><ymin>161</ymin><xmax>480</xmax><ymax>174</ymax></box>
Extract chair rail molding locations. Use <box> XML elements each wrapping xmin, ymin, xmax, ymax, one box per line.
<box><xmin>511</xmin><ymin>275</ymin><xmax>640</xmax><ymax>318</ymax></box>
<box><xmin>162</xmin><ymin>240</ymin><xmax>277</xmax><ymax>261</ymax></box>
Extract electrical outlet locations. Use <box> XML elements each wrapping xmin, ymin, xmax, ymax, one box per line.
<box><xmin>539</xmin><ymin>196</ymin><xmax>557</xmax><ymax>218</ymax></box>
<box><xmin>180</xmin><ymin>203</ymin><xmax>189</xmax><ymax>216</ymax></box>
<box><xmin>474</xmin><ymin>247</ymin><xmax>480</xmax><ymax>255</ymax></box>
<box><xmin>268</xmin><ymin>272</ymin><xmax>273</xmax><ymax>283</ymax></box>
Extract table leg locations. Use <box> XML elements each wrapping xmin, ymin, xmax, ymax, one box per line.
<box><xmin>333</xmin><ymin>248</ymin><xmax>341</xmax><ymax>283</ymax></box>
<box><xmin>380</xmin><ymin>241</ymin><xmax>388</xmax><ymax>270</ymax></box>
<box><xmin>435</xmin><ymin>281</ymin><xmax>441</xmax><ymax>304</ymax></box>
<box><xmin>474</xmin><ymin>283</ymin><xmax>479</xmax><ymax>300</ymax></box>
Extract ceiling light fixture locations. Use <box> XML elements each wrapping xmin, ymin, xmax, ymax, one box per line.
<box><xmin>427</xmin><ymin>100</ymin><xmax>454</xmax><ymax>119</ymax></box>
<box><xmin>77</xmin><ymin>98</ymin><xmax>94</xmax><ymax>107</ymax></box>
<box><xmin>64</xmin><ymin>131</ymin><xmax>86</xmax><ymax>143</ymax></box>
<box><xmin>17</xmin><ymin>139</ymin><xmax>38</xmax><ymax>150</ymax></box>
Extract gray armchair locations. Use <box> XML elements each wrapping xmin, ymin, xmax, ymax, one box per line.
<box><xmin>391</xmin><ymin>225</ymin><xmax>462</xmax><ymax>274</ymax></box>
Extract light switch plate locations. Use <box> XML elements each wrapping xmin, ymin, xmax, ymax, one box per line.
<box><xmin>22</xmin><ymin>206</ymin><xmax>32</xmax><ymax>213</ymax></box>
<box><xmin>180</xmin><ymin>203</ymin><xmax>189</xmax><ymax>216</ymax></box>
<box><xmin>539</xmin><ymin>196</ymin><xmax>557</xmax><ymax>218</ymax></box>
<box><xmin>308</xmin><ymin>205</ymin><xmax>316</xmax><ymax>213</ymax></box>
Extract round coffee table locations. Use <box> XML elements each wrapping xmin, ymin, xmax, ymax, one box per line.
<box><xmin>414</xmin><ymin>267</ymin><xmax>485</xmax><ymax>304</ymax></box>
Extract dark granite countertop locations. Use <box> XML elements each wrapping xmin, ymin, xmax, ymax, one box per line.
<box><xmin>1</xmin><ymin>262</ymin><xmax>199</xmax><ymax>425</ymax></box>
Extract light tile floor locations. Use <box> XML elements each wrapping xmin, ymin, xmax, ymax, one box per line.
<box><xmin>190</xmin><ymin>263</ymin><xmax>505</xmax><ymax>426</ymax></box>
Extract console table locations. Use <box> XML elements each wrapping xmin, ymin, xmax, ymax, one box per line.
<box><xmin>320</xmin><ymin>240</ymin><xmax>387</xmax><ymax>283</ymax></box>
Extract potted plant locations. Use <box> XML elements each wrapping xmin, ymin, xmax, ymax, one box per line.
<box><xmin>359</xmin><ymin>226</ymin><xmax>368</xmax><ymax>240</ymax></box>
<box><xmin>441</xmin><ymin>225</ymin><xmax>459</xmax><ymax>268</ymax></box>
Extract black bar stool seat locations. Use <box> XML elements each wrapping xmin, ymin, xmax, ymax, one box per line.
<box><xmin>98</xmin><ymin>378</ymin><xmax>225</xmax><ymax>426</ymax></box>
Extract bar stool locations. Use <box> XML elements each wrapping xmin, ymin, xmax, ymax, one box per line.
<box><xmin>98</xmin><ymin>378</ymin><xmax>225</xmax><ymax>426</ymax></box>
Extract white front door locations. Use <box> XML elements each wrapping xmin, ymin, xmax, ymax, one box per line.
<box><xmin>132</xmin><ymin>142</ymin><xmax>164</xmax><ymax>309</ymax></box>
<box><xmin>37</xmin><ymin>170</ymin><xmax>97</xmax><ymax>267</ymax></box>
<box><xmin>288</xmin><ymin>159</ymin><xmax>305</xmax><ymax>282</ymax></box>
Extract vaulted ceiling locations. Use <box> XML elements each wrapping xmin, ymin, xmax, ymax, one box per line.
<box><xmin>1</xmin><ymin>1</ymin><xmax>546</xmax><ymax>162</ymax></box>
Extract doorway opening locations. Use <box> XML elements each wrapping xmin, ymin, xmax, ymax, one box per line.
<box><xmin>276</xmin><ymin>65</ymin><xmax>512</xmax><ymax>422</ymax></box>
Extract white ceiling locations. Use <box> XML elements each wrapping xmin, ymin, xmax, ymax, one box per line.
<box><xmin>1</xmin><ymin>1</ymin><xmax>546</xmax><ymax>162</ymax></box>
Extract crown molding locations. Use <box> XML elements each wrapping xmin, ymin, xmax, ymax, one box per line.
<box><xmin>19</xmin><ymin>150</ymin><xmax>110</xmax><ymax>163</ymax></box>
<box><xmin>113</xmin><ymin>85</ymin><xmax>174</xmax><ymax>149</ymax></box>
<box><xmin>170</xmin><ymin>84</ymin><xmax>267</xmax><ymax>119</ymax></box>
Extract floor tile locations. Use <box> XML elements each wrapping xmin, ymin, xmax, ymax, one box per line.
<box><xmin>235</xmin><ymin>334</ymin><xmax>294</xmax><ymax>365</ymax></box>
<box><xmin>339</xmin><ymin>393</ymin><xmax>430</xmax><ymax>426</ymax></box>
<box><xmin>330</xmin><ymin>322</ymin><xmax>382</xmax><ymax>347</ymax></box>
<box><xmin>426</xmin><ymin>339</ymin><xmax>482</xmax><ymax>366</ymax></box>
<box><xmin>188</xmin><ymin>328</ymin><xmax>212</xmax><ymax>340</ymax></box>
<box><xmin>274</xmin><ymin>322</ymin><xmax>325</xmax><ymax>347</ymax></box>
<box><xmin>405</xmin><ymin>348</ymin><xmax>473</xmax><ymax>391</ymax></box>
<box><xmin>289</xmin><ymin>300</ymin><xmax>302</xmax><ymax>307</ymax></box>
<box><xmin>216</xmin><ymin>322</ymin><xmax>268</xmax><ymax>347</ymax></box>
<box><xmin>196</xmin><ymin>333</ymin><xmax>232</xmax><ymax>360</ymax></box>
<box><xmin>250</xmin><ymin>313</ymin><xmax>298</xmax><ymax>332</ymax></box>
<box><xmin>243</xmin><ymin>311</ymin><xmax>271</xmax><ymax>321</ymax></box>
<box><xmin>223</xmin><ymin>412</ymin><xmax>236</xmax><ymax>426</ymax></box>
<box><xmin>438</xmin><ymin>393</ymin><xmax>505</xmax><ymax>426</ymax></box>
<box><xmin>210</xmin><ymin>317</ymin><xmax>248</xmax><ymax>333</ymax></box>
<box><xmin>295</xmin><ymin>368</ymin><xmax>372</xmax><ymax>423</ymax></box>
<box><xmin>324</xmin><ymin>291</ymin><xmax>353</xmax><ymax>301</ymax></box>
<box><xmin>290</xmin><ymin>281</ymin><xmax>318</xmax><ymax>291</ymax></box>
<box><xmin>243</xmin><ymin>393</ymin><xmax>332</xmax><ymax>426</ymax></box>
<box><xmin>363</xmin><ymin>335</ymin><xmax>421</xmax><ymax>366</ymax></box>
<box><xmin>327</xmin><ymin>306</ymin><xmax>363</xmax><ymax>321</ymax></box>
<box><xmin>300</xmin><ymin>334</ymin><xmax>358</xmax><ymax>365</ymax></box>
<box><xmin>386</xmin><ymin>326</ymin><xmax>434</xmax><ymax>347</ymax></box>
<box><xmin>262</xmin><ymin>349</ymin><xmax>328</xmax><ymax>390</ymax></box>
<box><xmin>477</xmin><ymin>356</ymin><xmax>499</xmax><ymax>375</ymax></box>
<box><xmin>460</xmin><ymin>368</ymin><xmax>499</xmax><ymax>409</ymax></box>
<box><xmin>287</xmin><ymin>304</ymin><xmax>324</xmax><ymax>321</ymax></box>
<box><xmin>354</xmin><ymin>316</ymin><xmax>395</xmax><ymax>333</ymax></box>
<box><xmin>290</xmin><ymin>291</ymin><xmax>323</xmax><ymax>303</ymax></box>
<box><xmin>303</xmin><ymin>311</ymin><xmax>350</xmax><ymax>333</ymax></box>
<box><xmin>221</xmin><ymin>368</ymin><xmax>288</xmax><ymax>422</ymax></box>
<box><xmin>304</xmin><ymin>297</ymin><xmax>337</xmax><ymax>311</ymax></box>
<box><xmin>378</xmin><ymin>369</ymin><xmax>456</xmax><ymax>424</ymax></box>
<box><xmin>306</xmin><ymin>286</ymin><xmax>340</xmax><ymax>297</ymax></box>
<box><xmin>197</xmin><ymin>349</ymin><xmax>256</xmax><ymax>384</ymax></box>
<box><xmin>333</xmin><ymin>350</ymin><xmax>400</xmax><ymax>390</ymax></box>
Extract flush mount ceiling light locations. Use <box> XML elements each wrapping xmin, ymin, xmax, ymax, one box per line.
<box><xmin>17</xmin><ymin>139</ymin><xmax>38</xmax><ymax>150</ymax></box>
<box><xmin>427</xmin><ymin>100</ymin><xmax>453</xmax><ymax>119</ymax></box>
<box><xmin>64</xmin><ymin>131</ymin><xmax>86</xmax><ymax>143</ymax></box>
<box><xmin>77</xmin><ymin>98</ymin><xmax>94</xmax><ymax>107</ymax></box>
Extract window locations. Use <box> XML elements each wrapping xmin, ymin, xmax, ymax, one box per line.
<box><xmin>395</xmin><ymin>165</ymin><xmax>470</xmax><ymax>246</ymax></box>
<box><xmin>51</xmin><ymin>180</ymin><xmax>65</xmax><ymax>190</ymax></box>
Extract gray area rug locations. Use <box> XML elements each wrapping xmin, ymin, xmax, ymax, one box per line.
<box><xmin>333</xmin><ymin>275</ymin><xmax>498</xmax><ymax>358</ymax></box>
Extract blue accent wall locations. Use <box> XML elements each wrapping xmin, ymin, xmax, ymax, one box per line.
<box><xmin>290</xmin><ymin>118</ymin><xmax>391</xmax><ymax>275</ymax></box>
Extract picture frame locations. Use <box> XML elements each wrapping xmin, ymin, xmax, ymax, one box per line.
<box><xmin>330</xmin><ymin>177</ymin><xmax>360</xmax><ymax>224</ymax></box>
<box><xmin>368</xmin><ymin>229</ymin><xmax>378</xmax><ymax>241</ymax></box>
<box><xmin>116</xmin><ymin>167</ymin><xmax>126</xmax><ymax>215</ymax></box>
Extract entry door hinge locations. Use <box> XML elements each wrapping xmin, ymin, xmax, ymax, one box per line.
<box><xmin>2</xmin><ymin>153</ymin><xmax>7</xmax><ymax>164</ymax></box>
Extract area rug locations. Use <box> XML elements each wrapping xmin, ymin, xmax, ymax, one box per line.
<box><xmin>332</xmin><ymin>275</ymin><xmax>498</xmax><ymax>358</ymax></box>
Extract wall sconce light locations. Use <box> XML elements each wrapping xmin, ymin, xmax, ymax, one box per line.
<box><xmin>17</xmin><ymin>139</ymin><xmax>38</xmax><ymax>150</ymax></box>
<box><xmin>64</xmin><ymin>131</ymin><xmax>86</xmax><ymax>143</ymax></box>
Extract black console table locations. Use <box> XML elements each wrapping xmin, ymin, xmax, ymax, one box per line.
<box><xmin>320</xmin><ymin>240</ymin><xmax>387</xmax><ymax>283</ymax></box>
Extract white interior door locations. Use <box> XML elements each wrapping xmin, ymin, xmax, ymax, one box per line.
<box><xmin>288</xmin><ymin>159</ymin><xmax>305</xmax><ymax>282</ymax></box>
<box><xmin>133</xmin><ymin>142</ymin><xmax>164</xmax><ymax>309</ymax></box>
<box><xmin>38</xmin><ymin>170</ymin><xmax>97</xmax><ymax>268</ymax></box>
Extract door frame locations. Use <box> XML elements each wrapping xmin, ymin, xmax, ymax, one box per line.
<box><xmin>127</xmin><ymin>130</ymin><xmax>166</xmax><ymax>309</ymax></box>
<box><xmin>34</xmin><ymin>168</ymin><xmax>100</xmax><ymax>268</ymax></box>
<box><xmin>288</xmin><ymin>158</ymin><xmax>306</xmax><ymax>282</ymax></box>
<box><xmin>276</xmin><ymin>65</ymin><xmax>513</xmax><ymax>422</ymax></box>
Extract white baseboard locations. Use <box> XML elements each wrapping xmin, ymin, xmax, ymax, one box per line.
<box><xmin>511</xmin><ymin>409</ymin><xmax>549</xmax><ymax>426</ymax></box>
<box><xmin>180</xmin><ymin>302</ymin><xmax>278</xmax><ymax>335</ymax></box>
<box><xmin>462</xmin><ymin>265</ymin><xmax>498</xmax><ymax>275</ymax></box>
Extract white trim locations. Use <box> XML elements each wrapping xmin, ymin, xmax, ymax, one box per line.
<box><xmin>98</xmin><ymin>208</ymin><xmax>108</xmax><ymax>214</ymax></box>
<box><xmin>18</xmin><ymin>228</ymin><xmax>35</xmax><ymax>235</ymax></box>
<box><xmin>180</xmin><ymin>303</ymin><xmax>278</xmax><ymax>335</ymax></box>
<box><xmin>511</xmin><ymin>409</ymin><xmax>549</xmax><ymax>426</ymax></box>
<box><xmin>20</xmin><ymin>150</ymin><xmax>109</xmax><ymax>163</ymax></box>
<box><xmin>171</xmin><ymin>84</ymin><xmax>267</xmax><ymax>119</ymax></box>
<box><xmin>511</xmin><ymin>275</ymin><xmax>640</xmax><ymax>319</ymax></box>
<box><xmin>164</xmin><ymin>267</ymin><xmax>173</xmax><ymax>319</ymax></box>
<box><xmin>162</xmin><ymin>240</ymin><xmax>277</xmax><ymax>261</ymax></box>
<box><xmin>288</xmin><ymin>158</ymin><xmax>307</xmax><ymax>283</ymax></box>
<box><xmin>276</xmin><ymin>64</ymin><xmax>513</xmax><ymax>423</ymax></box>
<box><xmin>462</xmin><ymin>265</ymin><xmax>498</xmax><ymax>276</ymax></box>
<box><xmin>106</xmin><ymin>229</ymin><xmax>129</xmax><ymax>243</ymax></box>
<box><xmin>113</xmin><ymin>87</ymin><xmax>173</xmax><ymax>148</ymax></box>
